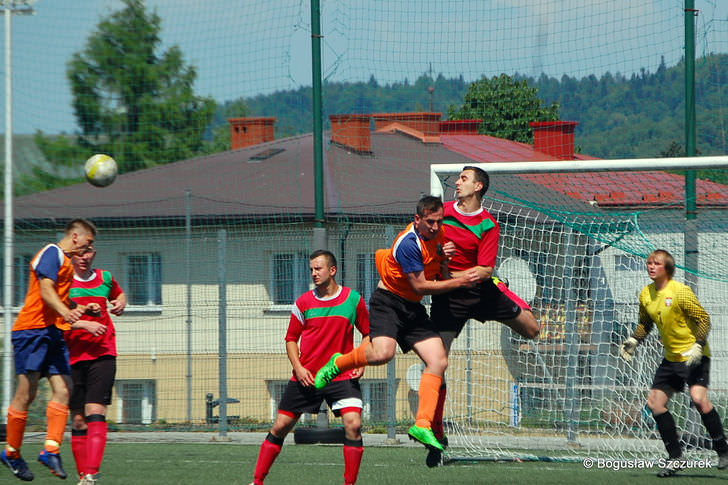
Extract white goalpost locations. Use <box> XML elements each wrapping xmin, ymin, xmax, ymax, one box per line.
<box><xmin>431</xmin><ymin>156</ymin><xmax>728</xmax><ymax>196</ymax></box>
<box><xmin>430</xmin><ymin>156</ymin><xmax>728</xmax><ymax>462</ymax></box>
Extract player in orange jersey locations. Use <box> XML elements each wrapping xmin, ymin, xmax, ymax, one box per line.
<box><xmin>427</xmin><ymin>166</ymin><xmax>540</xmax><ymax>466</ymax></box>
<box><xmin>314</xmin><ymin>196</ymin><xmax>479</xmax><ymax>455</ymax></box>
<box><xmin>2</xmin><ymin>219</ymin><xmax>97</xmax><ymax>482</ymax></box>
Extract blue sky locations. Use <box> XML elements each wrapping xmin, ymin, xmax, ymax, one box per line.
<box><xmin>1</xmin><ymin>0</ymin><xmax>727</xmax><ymax>134</ymax></box>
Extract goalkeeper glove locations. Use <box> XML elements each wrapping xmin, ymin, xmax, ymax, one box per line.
<box><xmin>619</xmin><ymin>337</ymin><xmax>638</xmax><ymax>362</ymax></box>
<box><xmin>682</xmin><ymin>342</ymin><xmax>703</xmax><ymax>367</ymax></box>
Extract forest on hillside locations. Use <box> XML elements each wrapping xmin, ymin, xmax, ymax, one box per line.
<box><xmin>24</xmin><ymin>1</ymin><xmax>727</xmax><ymax>196</ymax></box>
<box><xmin>227</xmin><ymin>54</ymin><xmax>728</xmax><ymax>160</ymax></box>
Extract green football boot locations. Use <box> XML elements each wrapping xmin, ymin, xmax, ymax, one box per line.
<box><xmin>407</xmin><ymin>425</ymin><xmax>444</xmax><ymax>451</ymax></box>
<box><xmin>425</xmin><ymin>434</ymin><xmax>449</xmax><ymax>468</ymax></box>
<box><xmin>314</xmin><ymin>353</ymin><xmax>342</xmax><ymax>389</ymax></box>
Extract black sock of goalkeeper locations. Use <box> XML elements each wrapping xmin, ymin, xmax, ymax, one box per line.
<box><xmin>654</xmin><ymin>410</ymin><xmax>682</xmax><ymax>459</ymax></box>
<box><xmin>700</xmin><ymin>408</ymin><xmax>728</xmax><ymax>453</ymax></box>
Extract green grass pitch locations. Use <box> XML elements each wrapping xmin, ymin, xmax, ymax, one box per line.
<box><xmin>13</xmin><ymin>443</ymin><xmax>723</xmax><ymax>484</ymax></box>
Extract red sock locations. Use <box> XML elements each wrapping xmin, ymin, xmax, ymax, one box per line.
<box><xmin>71</xmin><ymin>430</ymin><xmax>88</xmax><ymax>478</ymax></box>
<box><xmin>343</xmin><ymin>442</ymin><xmax>364</xmax><ymax>484</ymax></box>
<box><xmin>253</xmin><ymin>433</ymin><xmax>283</xmax><ymax>484</ymax></box>
<box><xmin>5</xmin><ymin>406</ymin><xmax>28</xmax><ymax>454</ymax></box>
<box><xmin>432</xmin><ymin>383</ymin><xmax>447</xmax><ymax>439</ymax></box>
<box><xmin>85</xmin><ymin>416</ymin><xmax>107</xmax><ymax>474</ymax></box>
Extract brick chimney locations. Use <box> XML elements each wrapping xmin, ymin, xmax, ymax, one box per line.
<box><xmin>439</xmin><ymin>119</ymin><xmax>482</xmax><ymax>135</ymax></box>
<box><xmin>228</xmin><ymin>117</ymin><xmax>276</xmax><ymax>150</ymax></box>
<box><xmin>329</xmin><ymin>114</ymin><xmax>371</xmax><ymax>153</ymax></box>
<box><xmin>372</xmin><ymin>112</ymin><xmax>441</xmax><ymax>137</ymax></box>
<box><xmin>530</xmin><ymin>121</ymin><xmax>578</xmax><ymax>160</ymax></box>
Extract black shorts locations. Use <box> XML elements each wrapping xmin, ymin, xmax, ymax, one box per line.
<box><xmin>69</xmin><ymin>356</ymin><xmax>116</xmax><ymax>410</ymax></box>
<box><xmin>431</xmin><ymin>279</ymin><xmax>526</xmax><ymax>335</ymax></box>
<box><xmin>278</xmin><ymin>379</ymin><xmax>362</xmax><ymax>417</ymax></box>
<box><xmin>651</xmin><ymin>357</ymin><xmax>710</xmax><ymax>394</ymax></box>
<box><xmin>368</xmin><ymin>288</ymin><xmax>441</xmax><ymax>354</ymax></box>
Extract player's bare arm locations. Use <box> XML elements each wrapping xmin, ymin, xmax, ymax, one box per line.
<box><xmin>404</xmin><ymin>268</ymin><xmax>479</xmax><ymax>296</ymax></box>
<box><xmin>286</xmin><ymin>340</ymin><xmax>314</xmax><ymax>387</ymax></box>
<box><xmin>442</xmin><ymin>241</ymin><xmax>456</xmax><ymax>259</ymax></box>
<box><xmin>39</xmin><ymin>277</ymin><xmax>84</xmax><ymax>323</ymax></box>
<box><xmin>109</xmin><ymin>292</ymin><xmax>127</xmax><ymax>316</ymax></box>
<box><xmin>70</xmin><ymin>319</ymin><xmax>107</xmax><ymax>337</ymax></box>
<box><xmin>439</xmin><ymin>241</ymin><xmax>456</xmax><ymax>279</ymax></box>
<box><xmin>450</xmin><ymin>265</ymin><xmax>492</xmax><ymax>281</ymax></box>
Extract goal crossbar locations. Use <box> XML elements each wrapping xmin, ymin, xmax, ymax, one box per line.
<box><xmin>430</xmin><ymin>156</ymin><xmax>728</xmax><ymax>197</ymax></box>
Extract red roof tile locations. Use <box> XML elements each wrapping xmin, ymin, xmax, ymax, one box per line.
<box><xmin>441</xmin><ymin>134</ymin><xmax>728</xmax><ymax>208</ymax></box>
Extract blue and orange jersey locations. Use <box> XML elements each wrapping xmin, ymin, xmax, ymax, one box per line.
<box><xmin>442</xmin><ymin>200</ymin><xmax>499</xmax><ymax>271</ymax></box>
<box><xmin>376</xmin><ymin>223</ymin><xmax>445</xmax><ymax>302</ymax></box>
<box><xmin>65</xmin><ymin>269</ymin><xmax>124</xmax><ymax>365</ymax></box>
<box><xmin>285</xmin><ymin>286</ymin><xmax>369</xmax><ymax>382</ymax></box>
<box><xmin>13</xmin><ymin>244</ymin><xmax>75</xmax><ymax>331</ymax></box>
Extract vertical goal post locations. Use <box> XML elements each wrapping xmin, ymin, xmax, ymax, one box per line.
<box><xmin>429</xmin><ymin>156</ymin><xmax>728</xmax><ymax>462</ymax></box>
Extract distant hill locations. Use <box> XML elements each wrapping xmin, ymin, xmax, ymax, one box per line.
<box><xmin>221</xmin><ymin>53</ymin><xmax>728</xmax><ymax>160</ymax></box>
<box><xmin>533</xmin><ymin>54</ymin><xmax>728</xmax><ymax>159</ymax></box>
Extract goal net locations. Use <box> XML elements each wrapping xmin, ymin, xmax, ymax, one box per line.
<box><xmin>430</xmin><ymin>157</ymin><xmax>728</xmax><ymax>462</ymax></box>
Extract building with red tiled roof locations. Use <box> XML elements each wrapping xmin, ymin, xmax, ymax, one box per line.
<box><xmin>7</xmin><ymin>112</ymin><xmax>728</xmax><ymax>429</ymax></box>
<box><xmin>12</xmin><ymin>112</ymin><xmax>727</xmax><ymax>223</ymax></box>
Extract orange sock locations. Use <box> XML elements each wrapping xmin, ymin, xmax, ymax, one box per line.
<box><xmin>415</xmin><ymin>372</ymin><xmax>442</xmax><ymax>429</ymax></box>
<box><xmin>45</xmin><ymin>401</ymin><xmax>69</xmax><ymax>453</ymax></box>
<box><xmin>334</xmin><ymin>343</ymin><xmax>369</xmax><ymax>373</ymax></box>
<box><xmin>5</xmin><ymin>406</ymin><xmax>29</xmax><ymax>454</ymax></box>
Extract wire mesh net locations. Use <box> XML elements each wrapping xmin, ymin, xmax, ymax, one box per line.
<box><xmin>1</xmin><ymin>1</ymin><xmax>728</xmax><ymax>463</ymax></box>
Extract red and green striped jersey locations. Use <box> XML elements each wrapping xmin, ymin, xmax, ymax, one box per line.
<box><xmin>442</xmin><ymin>200</ymin><xmax>499</xmax><ymax>271</ymax></box>
<box><xmin>65</xmin><ymin>269</ymin><xmax>124</xmax><ymax>365</ymax></box>
<box><xmin>285</xmin><ymin>286</ymin><xmax>369</xmax><ymax>382</ymax></box>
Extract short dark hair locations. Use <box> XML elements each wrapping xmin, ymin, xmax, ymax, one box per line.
<box><xmin>649</xmin><ymin>249</ymin><xmax>675</xmax><ymax>277</ymax></box>
<box><xmin>416</xmin><ymin>195</ymin><xmax>444</xmax><ymax>217</ymax></box>
<box><xmin>65</xmin><ymin>218</ymin><xmax>97</xmax><ymax>237</ymax></box>
<box><xmin>463</xmin><ymin>165</ymin><xmax>490</xmax><ymax>198</ymax></box>
<box><xmin>310</xmin><ymin>249</ymin><xmax>337</xmax><ymax>268</ymax></box>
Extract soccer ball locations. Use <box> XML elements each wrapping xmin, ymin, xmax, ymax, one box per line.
<box><xmin>84</xmin><ymin>154</ymin><xmax>118</xmax><ymax>187</ymax></box>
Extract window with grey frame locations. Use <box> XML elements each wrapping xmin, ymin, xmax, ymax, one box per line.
<box><xmin>126</xmin><ymin>253</ymin><xmax>162</xmax><ymax>306</ymax></box>
<box><xmin>271</xmin><ymin>252</ymin><xmax>309</xmax><ymax>305</ymax></box>
<box><xmin>116</xmin><ymin>379</ymin><xmax>156</xmax><ymax>425</ymax></box>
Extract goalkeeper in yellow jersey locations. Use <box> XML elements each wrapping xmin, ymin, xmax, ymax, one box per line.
<box><xmin>620</xmin><ymin>249</ymin><xmax>728</xmax><ymax>477</ymax></box>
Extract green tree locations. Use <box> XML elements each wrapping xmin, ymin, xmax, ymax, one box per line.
<box><xmin>447</xmin><ymin>74</ymin><xmax>559</xmax><ymax>143</ymax></box>
<box><xmin>37</xmin><ymin>0</ymin><xmax>216</xmax><ymax>177</ymax></box>
<box><xmin>15</xmin><ymin>134</ymin><xmax>86</xmax><ymax>195</ymax></box>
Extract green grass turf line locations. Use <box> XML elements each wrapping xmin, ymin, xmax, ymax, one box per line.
<box><xmin>28</xmin><ymin>442</ymin><xmax>724</xmax><ymax>485</ymax></box>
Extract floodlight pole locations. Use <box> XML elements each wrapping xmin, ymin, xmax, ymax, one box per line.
<box><xmin>684</xmin><ymin>1</ymin><xmax>697</xmax><ymax>290</ymax></box>
<box><xmin>683</xmin><ymin>0</ymin><xmax>702</xmax><ymax>441</ymax></box>
<box><xmin>1</xmin><ymin>0</ymin><xmax>12</xmax><ymax>422</ymax></box>
<box><xmin>2</xmin><ymin>0</ymin><xmax>36</xmax><ymax>424</ymax></box>
<box><xmin>310</xmin><ymin>0</ymin><xmax>331</xmax><ymax>430</ymax></box>
<box><xmin>311</xmin><ymin>0</ymin><xmax>325</xmax><ymax>235</ymax></box>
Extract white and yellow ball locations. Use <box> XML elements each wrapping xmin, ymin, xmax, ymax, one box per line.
<box><xmin>84</xmin><ymin>154</ymin><xmax>118</xmax><ymax>187</ymax></box>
